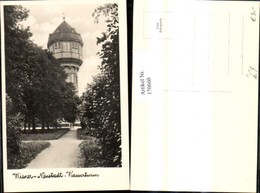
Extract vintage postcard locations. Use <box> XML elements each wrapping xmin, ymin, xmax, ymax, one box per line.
<box><xmin>1</xmin><ymin>0</ymin><xmax>129</xmax><ymax>192</ymax></box>
<box><xmin>131</xmin><ymin>1</ymin><xmax>259</xmax><ymax>192</ymax></box>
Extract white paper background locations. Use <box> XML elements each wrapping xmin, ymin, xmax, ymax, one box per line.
<box><xmin>132</xmin><ymin>1</ymin><xmax>259</xmax><ymax>192</ymax></box>
<box><xmin>1</xmin><ymin>0</ymin><xmax>129</xmax><ymax>192</ymax></box>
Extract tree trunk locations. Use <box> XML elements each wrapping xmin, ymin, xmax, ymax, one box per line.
<box><xmin>24</xmin><ymin>115</ymin><xmax>27</xmax><ymax>133</ymax></box>
<box><xmin>47</xmin><ymin>121</ymin><xmax>50</xmax><ymax>130</ymax></box>
<box><xmin>32</xmin><ymin>115</ymin><xmax>36</xmax><ymax>132</ymax></box>
<box><xmin>41</xmin><ymin>119</ymin><xmax>45</xmax><ymax>130</ymax></box>
<box><xmin>28</xmin><ymin>118</ymin><xmax>31</xmax><ymax>130</ymax></box>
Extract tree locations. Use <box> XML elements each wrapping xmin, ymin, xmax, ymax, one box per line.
<box><xmin>21</xmin><ymin>45</ymin><xmax>80</xmax><ymax>130</ymax></box>
<box><xmin>62</xmin><ymin>83</ymin><xmax>81</xmax><ymax>124</ymax></box>
<box><xmin>4</xmin><ymin>5</ymin><xmax>80</xmax><ymax>132</ymax></box>
<box><xmin>81</xmin><ymin>3</ymin><xmax>121</xmax><ymax>167</ymax></box>
<box><xmin>4</xmin><ymin>5</ymin><xmax>32</xmax><ymax>119</ymax></box>
<box><xmin>26</xmin><ymin>47</ymin><xmax>70</xmax><ymax>130</ymax></box>
<box><xmin>4</xmin><ymin>5</ymin><xmax>31</xmax><ymax>158</ymax></box>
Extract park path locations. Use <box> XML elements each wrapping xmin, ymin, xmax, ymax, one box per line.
<box><xmin>26</xmin><ymin>129</ymin><xmax>83</xmax><ymax>168</ymax></box>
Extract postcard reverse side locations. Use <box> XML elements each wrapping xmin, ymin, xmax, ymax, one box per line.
<box><xmin>131</xmin><ymin>1</ymin><xmax>259</xmax><ymax>192</ymax></box>
<box><xmin>1</xmin><ymin>0</ymin><xmax>129</xmax><ymax>192</ymax></box>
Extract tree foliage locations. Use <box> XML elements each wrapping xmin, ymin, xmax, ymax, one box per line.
<box><xmin>63</xmin><ymin>83</ymin><xmax>81</xmax><ymax>123</ymax></box>
<box><xmin>6</xmin><ymin>96</ymin><xmax>22</xmax><ymax>157</ymax></box>
<box><xmin>4</xmin><ymin>5</ymin><xmax>32</xmax><ymax>116</ymax></box>
<box><xmin>4</xmin><ymin>5</ymin><xmax>30</xmax><ymax>158</ymax></box>
<box><xmin>4</xmin><ymin>5</ymin><xmax>80</xmax><ymax>133</ymax></box>
<box><xmin>81</xmin><ymin>3</ymin><xmax>121</xmax><ymax>167</ymax></box>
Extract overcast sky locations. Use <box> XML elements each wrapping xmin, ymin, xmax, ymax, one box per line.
<box><xmin>21</xmin><ymin>2</ymin><xmax>110</xmax><ymax>96</ymax></box>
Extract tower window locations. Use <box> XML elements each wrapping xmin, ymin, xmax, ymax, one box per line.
<box><xmin>71</xmin><ymin>74</ymin><xmax>75</xmax><ymax>83</ymax></box>
<box><xmin>63</xmin><ymin>42</ymin><xmax>71</xmax><ymax>51</ymax></box>
<box><xmin>66</xmin><ymin>74</ymin><xmax>70</xmax><ymax>82</ymax></box>
<box><xmin>54</xmin><ymin>42</ymin><xmax>60</xmax><ymax>50</ymax></box>
<box><xmin>69</xmin><ymin>74</ymin><xmax>73</xmax><ymax>83</ymax></box>
<box><xmin>79</xmin><ymin>45</ymin><xmax>82</xmax><ymax>54</ymax></box>
<box><xmin>72</xmin><ymin>42</ymin><xmax>78</xmax><ymax>52</ymax></box>
<box><xmin>49</xmin><ymin>45</ymin><xmax>54</xmax><ymax>52</ymax></box>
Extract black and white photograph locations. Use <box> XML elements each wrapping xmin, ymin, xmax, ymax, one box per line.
<box><xmin>2</xmin><ymin>0</ymin><xmax>129</xmax><ymax>192</ymax></box>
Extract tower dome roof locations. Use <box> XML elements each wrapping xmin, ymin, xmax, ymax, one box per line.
<box><xmin>47</xmin><ymin>20</ymin><xmax>83</xmax><ymax>47</ymax></box>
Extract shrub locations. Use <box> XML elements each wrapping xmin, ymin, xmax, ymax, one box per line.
<box><xmin>77</xmin><ymin>128</ymin><xmax>92</xmax><ymax>140</ymax></box>
<box><xmin>80</xmin><ymin>117</ymin><xmax>87</xmax><ymax>129</ymax></box>
<box><xmin>6</xmin><ymin>96</ymin><xmax>22</xmax><ymax>157</ymax></box>
<box><xmin>80</xmin><ymin>3</ymin><xmax>121</xmax><ymax>167</ymax></box>
<box><xmin>81</xmin><ymin>74</ymin><xmax>121</xmax><ymax>167</ymax></box>
<box><xmin>79</xmin><ymin>139</ymin><xmax>102</xmax><ymax>167</ymax></box>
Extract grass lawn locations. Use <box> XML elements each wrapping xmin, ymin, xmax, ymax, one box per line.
<box><xmin>21</xmin><ymin>128</ymin><xmax>69</xmax><ymax>141</ymax></box>
<box><xmin>8</xmin><ymin>141</ymin><xmax>50</xmax><ymax>169</ymax></box>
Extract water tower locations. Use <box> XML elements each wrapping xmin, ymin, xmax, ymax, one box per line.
<box><xmin>47</xmin><ymin>18</ymin><xmax>83</xmax><ymax>93</ymax></box>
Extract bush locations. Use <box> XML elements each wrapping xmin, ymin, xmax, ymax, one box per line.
<box><xmin>7</xmin><ymin>113</ymin><xmax>22</xmax><ymax>155</ymax></box>
<box><xmin>80</xmin><ymin>3</ymin><xmax>121</xmax><ymax>167</ymax></box>
<box><xmin>77</xmin><ymin>128</ymin><xmax>92</xmax><ymax>140</ymax></box>
<box><xmin>79</xmin><ymin>139</ymin><xmax>102</xmax><ymax>167</ymax></box>
<box><xmin>6</xmin><ymin>96</ymin><xmax>22</xmax><ymax>157</ymax></box>
<box><xmin>81</xmin><ymin>74</ymin><xmax>121</xmax><ymax>167</ymax></box>
<box><xmin>80</xmin><ymin>117</ymin><xmax>87</xmax><ymax>129</ymax></box>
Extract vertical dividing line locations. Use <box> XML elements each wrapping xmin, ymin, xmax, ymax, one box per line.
<box><xmin>192</xmin><ymin>13</ymin><xmax>196</xmax><ymax>87</ymax></box>
<box><xmin>241</xmin><ymin>14</ymin><xmax>244</xmax><ymax>75</ymax></box>
<box><xmin>228</xmin><ymin>13</ymin><xmax>230</xmax><ymax>76</ymax></box>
